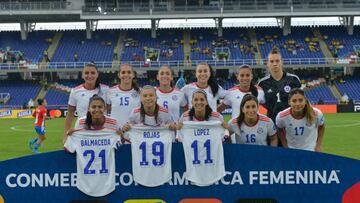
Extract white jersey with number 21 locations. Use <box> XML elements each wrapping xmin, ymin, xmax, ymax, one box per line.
<box><xmin>64</xmin><ymin>128</ymin><xmax>120</xmax><ymax>197</ymax></box>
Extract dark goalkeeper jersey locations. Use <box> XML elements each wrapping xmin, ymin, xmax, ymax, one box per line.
<box><xmin>258</xmin><ymin>72</ymin><xmax>301</xmax><ymax>122</ymax></box>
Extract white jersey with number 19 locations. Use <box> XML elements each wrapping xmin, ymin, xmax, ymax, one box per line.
<box><xmin>127</xmin><ymin>126</ymin><xmax>173</xmax><ymax>187</ymax></box>
<box><xmin>64</xmin><ymin>128</ymin><xmax>120</xmax><ymax>197</ymax></box>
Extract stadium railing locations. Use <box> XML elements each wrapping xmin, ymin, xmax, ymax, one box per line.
<box><xmin>0</xmin><ymin>1</ymin><xmax>67</xmax><ymax>11</ymax></box>
<box><xmin>0</xmin><ymin>58</ymin><xmax>352</xmax><ymax>70</ymax></box>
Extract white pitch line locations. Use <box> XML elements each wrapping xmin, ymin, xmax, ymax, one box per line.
<box><xmin>326</xmin><ymin>121</ymin><xmax>360</xmax><ymax>128</ymax></box>
<box><xmin>10</xmin><ymin>125</ymin><xmax>62</xmax><ymax>132</ymax></box>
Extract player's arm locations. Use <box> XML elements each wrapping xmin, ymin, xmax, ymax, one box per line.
<box><xmin>278</xmin><ymin>128</ymin><xmax>288</xmax><ymax>147</ymax></box>
<box><xmin>315</xmin><ymin>124</ymin><xmax>325</xmax><ymax>152</ymax></box>
<box><xmin>64</xmin><ymin>105</ymin><xmax>76</xmax><ymax>144</ymax></box>
<box><xmin>270</xmin><ymin>133</ymin><xmax>278</xmax><ymax>147</ymax></box>
<box><xmin>217</xmin><ymin>102</ymin><xmax>229</xmax><ymax>113</ymax></box>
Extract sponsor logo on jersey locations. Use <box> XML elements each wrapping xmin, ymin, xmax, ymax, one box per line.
<box><xmin>81</xmin><ymin>93</ymin><xmax>85</xmax><ymax>97</ymax></box>
<box><xmin>172</xmin><ymin>95</ymin><xmax>178</xmax><ymax>101</ymax></box>
<box><xmin>257</xmin><ymin>128</ymin><xmax>264</xmax><ymax>134</ymax></box>
<box><xmin>284</xmin><ymin>85</ymin><xmax>291</xmax><ymax>93</ymax></box>
<box><xmin>115</xmin><ymin>94</ymin><xmax>119</xmax><ymax>97</ymax></box>
<box><xmin>124</xmin><ymin>199</ymin><xmax>166</xmax><ymax>203</ymax></box>
<box><xmin>267</xmin><ymin>89</ymin><xmax>273</xmax><ymax>93</ymax></box>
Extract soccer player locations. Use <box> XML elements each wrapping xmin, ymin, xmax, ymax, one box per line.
<box><xmin>228</xmin><ymin>94</ymin><xmax>277</xmax><ymax>146</ymax></box>
<box><xmin>178</xmin><ymin>90</ymin><xmax>228</xmax><ymax>129</ymax></box>
<box><xmin>181</xmin><ymin>63</ymin><xmax>226</xmax><ymax>111</ymax></box>
<box><xmin>218</xmin><ymin>64</ymin><xmax>265</xmax><ymax>119</ymax></box>
<box><xmin>64</xmin><ymin>95</ymin><xmax>121</xmax><ymax>197</ymax></box>
<box><xmin>258</xmin><ymin>47</ymin><xmax>301</xmax><ymax>123</ymax></box>
<box><xmin>122</xmin><ymin>86</ymin><xmax>177</xmax><ymax>135</ymax></box>
<box><xmin>106</xmin><ymin>64</ymin><xmax>140</xmax><ymax>128</ymax></box>
<box><xmin>29</xmin><ymin>99</ymin><xmax>48</xmax><ymax>153</ymax></box>
<box><xmin>177</xmin><ymin>90</ymin><xmax>227</xmax><ymax>186</ymax></box>
<box><xmin>276</xmin><ymin>88</ymin><xmax>325</xmax><ymax>151</ymax></box>
<box><xmin>63</xmin><ymin>62</ymin><xmax>109</xmax><ymax>144</ymax></box>
<box><xmin>156</xmin><ymin>65</ymin><xmax>187</xmax><ymax>121</ymax></box>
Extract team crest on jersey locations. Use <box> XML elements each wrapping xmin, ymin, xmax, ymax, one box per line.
<box><xmin>284</xmin><ymin>85</ymin><xmax>291</xmax><ymax>93</ymax></box>
<box><xmin>172</xmin><ymin>95</ymin><xmax>178</xmax><ymax>101</ymax></box>
<box><xmin>268</xmin><ymin>89</ymin><xmax>273</xmax><ymax>93</ymax></box>
<box><xmin>131</xmin><ymin>92</ymin><xmax>138</xmax><ymax>98</ymax></box>
<box><xmin>81</xmin><ymin>93</ymin><xmax>85</xmax><ymax>97</ymax></box>
<box><xmin>115</xmin><ymin>94</ymin><xmax>119</xmax><ymax>97</ymax></box>
<box><xmin>236</xmin><ymin>95</ymin><xmax>241</xmax><ymax>99</ymax></box>
<box><xmin>257</xmin><ymin>128</ymin><xmax>264</xmax><ymax>134</ymax></box>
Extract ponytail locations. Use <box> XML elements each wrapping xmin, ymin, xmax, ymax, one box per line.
<box><xmin>85</xmin><ymin>112</ymin><xmax>93</xmax><ymax>130</ymax></box>
<box><xmin>304</xmin><ymin>99</ymin><xmax>316</xmax><ymax>125</ymax></box>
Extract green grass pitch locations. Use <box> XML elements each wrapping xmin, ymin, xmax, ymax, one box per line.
<box><xmin>0</xmin><ymin>113</ymin><xmax>359</xmax><ymax>161</ymax></box>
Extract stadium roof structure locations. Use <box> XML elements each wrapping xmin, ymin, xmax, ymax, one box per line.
<box><xmin>0</xmin><ymin>0</ymin><xmax>360</xmax><ymax>22</ymax></box>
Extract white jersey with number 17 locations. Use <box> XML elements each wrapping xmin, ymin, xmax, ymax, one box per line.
<box><xmin>64</xmin><ymin>128</ymin><xmax>120</xmax><ymax>197</ymax></box>
<box><xmin>178</xmin><ymin>121</ymin><xmax>226</xmax><ymax>186</ymax></box>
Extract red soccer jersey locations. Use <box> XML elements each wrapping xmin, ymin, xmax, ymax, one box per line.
<box><xmin>33</xmin><ymin>106</ymin><xmax>47</xmax><ymax>127</ymax></box>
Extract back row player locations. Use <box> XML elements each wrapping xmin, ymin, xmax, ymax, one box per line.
<box><xmin>64</xmin><ymin>50</ymin><xmax>300</xmax><ymax>145</ymax></box>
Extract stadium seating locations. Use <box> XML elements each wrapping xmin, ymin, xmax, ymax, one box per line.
<box><xmin>0</xmin><ymin>80</ymin><xmax>41</xmax><ymax>108</ymax></box>
<box><xmin>52</xmin><ymin>30</ymin><xmax>117</xmax><ymax>63</ymax></box>
<box><xmin>0</xmin><ymin>31</ymin><xmax>53</xmax><ymax>63</ymax></box>
<box><xmin>335</xmin><ymin>77</ymin><xmax>360</xmax><ymax>102</ymax></box>
<box><xmin>320</xmin><ymin>25</ymin><xmax>360</xmax><ymax>58</ymax></box>
<box><xmin>304</xmin><ymin>83</ymin><xmax>338</xmax><ymax>104</ymax></box>
<box><xmin>256</xmin><ymin>26</ymin><xmax>325</xmax><ymax>64</ymax></box>
<box><xmin>44</xmin><ymin>89</ymin><xmax>69</xmax><ymax>107</ymax></box>
<box><xmin>121</xmin><ymin>29</ymin><xmax>184</xmax><ymax>62</ymax></box>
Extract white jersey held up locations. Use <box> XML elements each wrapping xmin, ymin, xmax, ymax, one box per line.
<box><xmin>106</xmin><ymin>85</ymin><xmax>140</xmax><ymax>128</ymax></box>
<box><xmin>178</xmin><ymin>121</ymin><xmax>226</xmax><ymax>186</ymax></box>
<box><xmin>223</xmin><ymin>85</ymin><xmax>265</xmax><ymax>119</ymax></box>
<box><xmin>181</xmin><ymin>82</ymin><xmax>226</xmax><ymax>111</ymax></box>
<box><xmin>68</xmin><ymin>84</ymin><xmax>109</xmax><ymax>118</ymax></box>
<box><xmin>126</xmin><ymin>126</ymin><xmax>173</xmax><ymax>187</ymax></box>
<box><xmin>228</xmin><ymin>114</ymin><xmax>276</xmax><ymax>145</ymax></box>
<box><xmin>156</xmin><ymin>87</ymin><xmax>187</xmax><ymax>121</ymax></box>
<box><xmin>64</xmin><ymin>128</ymin><xmax>121</xmax><ymax>197</ymax></box>
<box><xmin>276</xmin><ymin>107</ymin><xmax>325</xmax><ymax>151</ymax></box>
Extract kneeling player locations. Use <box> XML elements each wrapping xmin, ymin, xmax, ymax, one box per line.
<box><xmin>276</xmin><ymin>88</ymin><xmax>325</xmax><ymax>151</ymax></box>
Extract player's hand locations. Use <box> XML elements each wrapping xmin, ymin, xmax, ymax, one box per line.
<box><xmin>177</xmin><ymin>123</ymin><xmax>183</xmax><ymax>130</ymax></box>
<box><xmin>315</xmin><ymin>146</ymin><xmax>321</xmax><ymax>152</ymax></box>
<box><xmin>122</xmin><ymin>123</ymin><xmax>131</xmax><ymax>132</ymax></box>
<box><xmin>116</xmin><ymin>129</ymin><xmax>124</xmax><ymax>137</ymax></box>
<box><xmin>168</xmin><ymin>123</ymin><xmax>178</xmax><ymax>131</ymax></box>
<box><xmin>66</xmin><ymin>128</ymin><xmax>77</xmax><ymax>136</ymax></box>
<box><xmin>222</xmin><ymin>121</ymin><xmax>229</xmax><ymax>129</ymax></box>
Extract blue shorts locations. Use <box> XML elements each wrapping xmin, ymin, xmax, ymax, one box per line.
<box><xmin>35</xmin><ymin>126</ymin><xmax>45</xmax><ymax>135</ymax></box>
